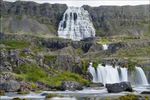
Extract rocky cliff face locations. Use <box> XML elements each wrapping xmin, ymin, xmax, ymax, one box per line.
<box><xmin>1</xmin><ymin>1</ymin><xmax>67</xmax><ymax>35</ymax></box>
<box><xmin>1</xmin><ymin>1</ymin><xmax>149</xmax><ymax>37</ymax></box>
<box><xmin>83</xmin><ymin>5</ymin><xmax>150</xmax><ymax>36</ymax></box>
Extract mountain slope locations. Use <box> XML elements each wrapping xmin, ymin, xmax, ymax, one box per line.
<box><xmin>1</xmin><ymin>1</ymin><xmax>150</xmax><ymax>37</ymax></box>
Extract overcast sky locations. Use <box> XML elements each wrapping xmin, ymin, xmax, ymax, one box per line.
<box><xmin>4</xmin><ymin>0</ymin><xmax>150</xmax><ymax>7</ymax></box>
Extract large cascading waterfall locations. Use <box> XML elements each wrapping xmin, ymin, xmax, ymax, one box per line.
<box><xmin>135</xmin><ymin>67</ymin><xmax>149</xmax><ymax>85</ymax></box>
<box><xmin>58</xmin><ymin>7</ymin><xmax>96</xmax><ymax>41</ymax></box>
<box><xmin>88</xmin><ymin>63</ymin><xmax>149</xmax><ymax>86</ymax></box>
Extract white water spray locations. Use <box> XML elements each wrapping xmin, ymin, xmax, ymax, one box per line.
<box><xmin>88</xmin><ymin>63</ymin><xmax>97</xmax><ymax>83</ymax></box>
<box><xmin>120</xmin><ymin>67</ymin><xmax>128</xmax><ymax>82</ymax></box>
<box><xmin>96</xmin><ymin>64</ymin><xmax>120</xmax><ymax>84</ymax></box>
<box><xmin>88</xmin><ymin>64</ymin><xmax>149</xmax><ymax>86</ymax></box>
<box><xmin>102</xmin><ymin>44</ymin><xmax>108</xmax><ymax>50</ymax></box>
<box><xmin>135</xmin><ymin>67</ymin><xmax>149</xmax><ymax>85</ymax></box>
<box><xmin>58</xmin><ymin>7</ymin><xmax>95</xmax><ymax>41</ymax></box>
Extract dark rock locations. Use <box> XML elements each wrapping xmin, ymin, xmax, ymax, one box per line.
<box><xmin>85</xmin><ymin>72</ymin><xmax>93</xmax><ymax>81</ymax></box>
<box><xmin>141</xmin><ymin>91</ymin><xmax>150</xmax><ymax>94</ymax></box>
<box><xmin>106</xmin><ymin>82</ymin><xmax>133</xmax><ymax>93</ymax></box>
<box><xmin>0</xmin><ymin>72</ymin><xmax>16</xmax><ymax>82</ymax></box>
<box><xmin>18</xmin><ymin>81</ymin><xmax>32</xmax><ymax>93</ymax></box>
<box><xmin>60</xmin><ymin>81</ymin><xmax>83</xmax><ymax>91</ymax></box>
<box><xmin>0</xmin><ymin>61</ymin><xmax>12</xmax><ymax>72</ymax></box>
<box><xmin>108</xmin><ymin>42</ymin><xmax>125</xmax><ymax>53</ymax></box>
<box><xmin>35</xmin><ymin>82</ymin><xmax>49</xmax><ymax>91</ymax></box>
<box><xmin>0</xmin><ymin>80</ymin><xmax>20</xmax><ymax>92</ymax></box>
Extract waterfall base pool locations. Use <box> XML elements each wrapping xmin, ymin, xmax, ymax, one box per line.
<box><xmin>1</xmin><ymin>86</ymin><xmax>150</xmax><ymax>100</ymax></box>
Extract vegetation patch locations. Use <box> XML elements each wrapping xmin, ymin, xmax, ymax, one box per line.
<box><xmin>0</xmin><ymin>40</ymin><xmax>30</xmax><ymax>49</ymax></box>
<box><xmin>127</xmin><ymin>59</ymin><xmax>137</xmax><ymax>71</ymax></box>
<box><xmin>48</xmin><ymin>71</ymin><xmax>90</xmax><ymax>87</ymax></box>
<box><xmin>97</xmin><ymin>37</ymin><xmax>111</xmax><ymax>45</ymax></box>
<box><xmin>13</xmin><ymin>63</ymin><xmax>89</xmax><ymax>87</ymax></box>
<box><xmin>118</xmin><ymin>94</ymin><xmax>149</xmax><ymax>100</ymax></box>
<box><xmin>114</xmin><ymin>46</ymin><xmax>150</xmax><ymax>58</ymax></box>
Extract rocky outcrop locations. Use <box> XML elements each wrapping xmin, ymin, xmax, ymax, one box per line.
<box><xmin>60</xmin><ymin>81</ymin><xmax>83</xmax><ymax>91</ymax></box>
<box><xmin>106</xmin><ymin>82</ymin><xmax>133</xmax><ymax>93</ymax></box>
<box><xmin>0</xmin><ymin>80</ymin><xmax>20</xmax><ymax>92</ymax></box>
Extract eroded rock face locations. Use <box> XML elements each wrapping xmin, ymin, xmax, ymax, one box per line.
<box><xmin>0</xmin><ymin>80</ymin><xmax>20</xmax><ymax>92</ymax></box>
<box><xmin>106</xmin><ymin>82</ymin><xmax>133</xmax><ymax>93</ymax></box>
<box><xmin>60</xmin><ymin>81</ymin><xmax>83</xmax><ymax>91</ymax></box>
<box><xmin>83</xmin><ymin>5</ymin><xmax>149</xmax><ymax>36</ymax></box>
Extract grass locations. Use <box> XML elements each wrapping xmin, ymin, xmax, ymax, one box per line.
<box><xmin>14</xmin><ymin>64</ymin><xmax>89</xmax><ymax>87</ymax></box>
<box><xmin>44</xmin><ymin>55</ymin><xmax>57</xmax><ymax>62</ymax></box>
<box><xmin>0</xmin><ymin>40</ymin><xmax>30</xmax><ymax>49</ymax></box>
<box><xmin>117</xmin><ymin>94</ymin><xmax>149</xmax><ymax>100</ymax></box>
<box><xmin>114</xmin><ymin>46</ymin><xmax>150</xmax><ymax>58</ymax></box>
<box><xmin>97</xmin><ymin>37</ymin><xmax>111</xmax><ymax>45</ymax></box>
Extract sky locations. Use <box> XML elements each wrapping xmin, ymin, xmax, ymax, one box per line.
<box><xmin>4</xmin><ymin>0</ymin><xmax>150</xmax><ymax>7</ymax></box>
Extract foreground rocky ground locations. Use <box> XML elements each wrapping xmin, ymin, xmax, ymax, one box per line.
<box><xmin>0</xmin><ymin>32</ymin><xmax>150</xmax><ymax>95</ymax></box>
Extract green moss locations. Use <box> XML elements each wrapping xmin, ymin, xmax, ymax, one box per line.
<box><xmin>44</xmin><ymin>55</ymin><xmax>57</xmax><ymax>62</ymax></box>
<box><xmin>16</xmin><ymin>15</ymin><xmax>23</xmax><ymax>20</ymax></box>
<box><xmin>97</xmin><ymin>37</ymin><xmax>111</xmax><ymax>45</ymax></box>
<box><xmin>81</xmin><ymin>59</ymin><xmax>89</xmax><ymax>73</ymax></box>
<box><xmin>48</xmin><ymin>71</ymin><xmax>90</xmax><ymax>87</ymax></box>
<box><xmin>0</xmin><ymin>40</ymin><xmax>30</xmax><ymax>49</ymax></box>
<box><xmin>118</xmin><ymin>94</ymin><xmax>149</xmax><ymax>100</ymax></box>
<box><xmin>12</xmin><ymin>98</ymin><xmax>22</xmax><ymax>100</ymax></box>
<box><xmin>14</xmin><ymin>64</ymin><xmax>89</xmax><ymax>87</ymax></box>
<box><xmin>14</xmin><ymin>64</ymin><xmax>50</xmax><ymax>85</ymax></box>
<box><xmin>127</xmin><ymin>60</ymin><xmax>137</xmax><ymax>71</ymax></box>
<box><xmin>31</xmin><ymin>82</ymin><xmax>37</xmax><ymax>89</ymax></box>
<box><xmin>0</xmin><ymin>90</ymin><xmax>5</xmax><ymax>96</ymax></box>
<box><xmin>76</xmin><ymin>48</ymin><xmax>83</xmax><ymax>55</ymax></box>
<box><xmin>118</xmin><ymin>94</ymin><xmax>139</xmax><ymax>100</ymax></box>
<box><xmin>115</xmin><ymin>46</ymin><xmax>150</xmax><ymax>58</ymax></box>
<box><xmin>45</xmin><ymin>94</ymin><xmax>58</xmax><ymax>98</ymax></box>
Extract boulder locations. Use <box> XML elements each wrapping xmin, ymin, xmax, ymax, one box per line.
<box><xmin>106</xmin><ymin>82</ymin><xmax>133</xmax><ymax>93</ymax></box>
<box><xmin>141</xmin><ymin>91</ymin><xmax>150</xmax><ymax>94</ymax></box>
<box><xmin>0</xmin><ymin>80</ymin><xmax>20</xmax><ymax>92</ymax></box>
<box><xmin>60</xmin><ymin>81</ymin><xmax>83</xmax><ymax>91</ymax></box>
<box><xmin>18</xmin><ymin>81</ymin><xmax>32</xmax><ymax>93</ymax></box>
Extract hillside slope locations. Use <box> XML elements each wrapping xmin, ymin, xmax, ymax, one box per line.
<box><xmin>1</xmin><ymin>1</ymin><xmax>150</xmax><ymax>37</ymax></box>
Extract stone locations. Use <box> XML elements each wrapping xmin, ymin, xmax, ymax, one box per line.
<box><xmin>60</xmin><ymin>81</ymin><xmax>83</xmax><ymax>91</ymax></box>
<box><xmin>0</xmin><ymin>80</ymin><xmax>20</xmax><ymax>92</ymax></box>
<box><xmin>106</xmin><ymin>82</ymin><xmax>133</xmax><ymax>93</ymax></box>
<box><xmin>141</xmin><ymin>91</ymin><xmax>150</xmax><ymax>94</ymax></box>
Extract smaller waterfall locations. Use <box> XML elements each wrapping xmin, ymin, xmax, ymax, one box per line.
<box><xmin>94</xmin><ymin>64</ymin><xmax>121</xmax><ymax>85</ymax></box>
<box><xmin>88</xmin><ymin>63</ymin><xmax>97</xmax><ymax>83</ymax></box>
<box><xmin>102</xmin><ymin>44</ymin><xmax>108</xmax><ymax>50</ymax></box>
<box><xmin>88</xmin><ymin>63</ymin><xmax>149</xmax><ymax>86</ymax></box>
<box><xmin>135</xmin><ymin>67</ymin><xmax>149</xmax><ymax>85</ymax></box>
<box><xmin>120</xmin><ymin>68</ymin><xmax>128</xmax><ymax>82</ymax></box>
